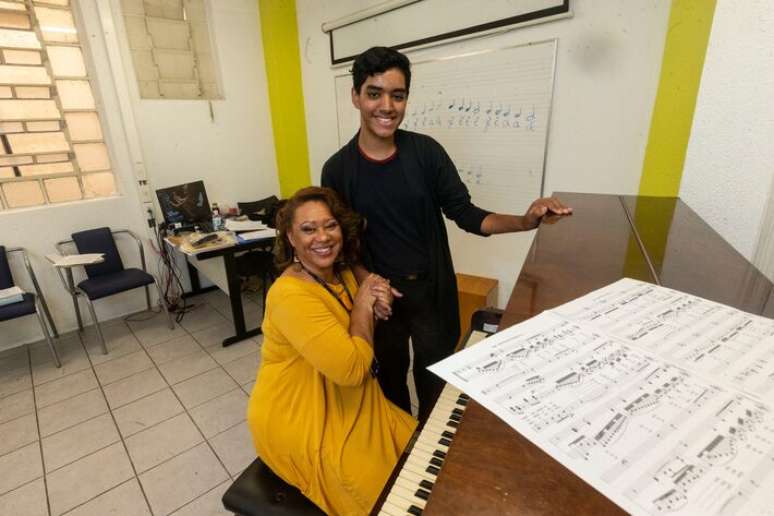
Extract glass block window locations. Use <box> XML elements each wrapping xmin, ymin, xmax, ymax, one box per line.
<box><xmin>121</xmin><ymin>0</ymin><xmax>221</xmax><ymax>99</ymax></box>
<box><xmin>0</xmin><ymin>0</ymin><xmax>117</xmax><ymax>211</ymax></box>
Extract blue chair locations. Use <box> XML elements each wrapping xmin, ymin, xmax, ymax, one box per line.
<box><xmin>55</xmin><ymin>228</ymin><xmax>173</xmax><ymax>354</ymax></box>
<box><xmin>0</xmin><ymin>246</ymin><xmax>60</xmax><ymax>367</ymax></box>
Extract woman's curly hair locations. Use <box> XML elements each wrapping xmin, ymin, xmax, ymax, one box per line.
<box><xmin>273</xmin><ymin>186</ymin><xmax>362</xmax><ymax>273</ymax></box>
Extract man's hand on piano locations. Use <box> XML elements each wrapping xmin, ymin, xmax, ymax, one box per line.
<box><xmin>523</xmin><ymin>197</ymin><xmax>572</xmax><ymax>229</ymax></box>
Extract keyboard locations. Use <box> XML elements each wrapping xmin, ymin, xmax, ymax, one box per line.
<box><xmin>376</xmin><ymin>325</ymin><xmax>493</xmax><ymax>516</ymax></box>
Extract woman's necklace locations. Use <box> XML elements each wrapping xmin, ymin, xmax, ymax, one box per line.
<box><xmin>297</xmin><ymin>261</ymin><xmax>354</xmax><ymax>312</ymax></box>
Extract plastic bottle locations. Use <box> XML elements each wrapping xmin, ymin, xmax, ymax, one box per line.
<box><xmin>211</xmin><ymin>203</ymin><xmax>222</xmax><ymax>231</ymax></box>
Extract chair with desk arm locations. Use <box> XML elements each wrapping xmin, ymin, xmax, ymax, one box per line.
<box><xmin>0</xmin><ymin>246</ymin><xmax>60</xmax><ymax>367</ymax></box>
<box><xmin>55</xmin><ymin>227</ymin><xmax>173</xmax><ymax>354</ymax></box>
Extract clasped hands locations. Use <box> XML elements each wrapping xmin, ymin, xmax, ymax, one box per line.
<box><xmin>357</xmin><ymin>273</ymin><xmax>402</xmax><ymax>321</ymax></box>
<box><xmin>523</xmin><ymin>197</ymin><xmax>572</xmax><ymax>229</ymax></box>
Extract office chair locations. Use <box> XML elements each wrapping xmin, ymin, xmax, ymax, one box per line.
<box><xmin>236</xmin><ymin>196</ymin><xmax>280</xmax><ymax>306</ymax></box>
<box><xmin>237</xmin><ymin>196</ymin><xmax>280</xmax><ymax>227</ymax></box>
<box><xmin>55</xmin><ymin>228</ymin><xmax>173</xmax><ymax>354</ymax></box>
<box><xmin>0</xmin><ymin>246</ymin><xmax>60</xmax><ymax>367</ymax></box>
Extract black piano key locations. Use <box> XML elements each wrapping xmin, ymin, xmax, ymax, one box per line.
<box><xmin>439</xmin><ymin>437</ymin><xmax>452</xmax><ymax>446</ymax></box>
<box><xmin>426</xmin><ymin>465</ymin><xmax>440</xmax><ymax>475</ymax></box>
<box><xmin>442</xmin><ymin>430</ymin><xmax>455</xmax><ymax>439</ymax></box>
<box><xmin>460</xmin><ymin>393</ymin><xmax>470</xmax><ymax>400</ymax></box>
<box><xmin>433</xmin><ymin>450</ymin><xmax>446</xmax><ymax>459</ymax></box>
<box><xmin>408</xmin><ymin>505</ymin><xmax>423</xmax><ymax>515</ymax></box>
<box><xmin>449</xmin><ymin>414</ymin><xmax>462</xmax><ymax>422</ymax></box>
<box><xmin>430</xmin><ymin>457</ymin><xmax>443</xmax><ymax>467</ymax></box>
<box><xmin>452</xmin><ymin>408</ymin><xmax>464</xmax><ymax>416</ymax></box>
<box><xmin>420</xmin><ymin>479</ymin><xmax>434</xmax><ymax>491</ymax></box>
<box><xmin>456</xmin><ymin>398</ymin><xmax>468</xmax><ymax>406</ymax></box>
<box><xmin>447</xmin><ymin>420</ymin><xmax>459</xmax><ymax>428</ymax></box>
<box><xmin>415</xmin><ymin>488</ymin><xmax>431</xmax><ymax>500</ymax></box>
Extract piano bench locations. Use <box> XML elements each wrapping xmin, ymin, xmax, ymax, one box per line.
<box><xmin>222</xmin><ymin>457</ymin><xmax>324</xmax><ymax>516</ymax></box>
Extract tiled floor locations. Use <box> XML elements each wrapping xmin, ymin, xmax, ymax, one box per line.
<box><xmin>0</xmin><ymin>289</ymin><xmax>264</xmax><ymax>516</ymax></box>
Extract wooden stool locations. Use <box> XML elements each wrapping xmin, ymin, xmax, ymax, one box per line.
<box><xmin>455</xmin><ymin>273</ymin><xmax>498</xmax><ymax>349</ymax></box>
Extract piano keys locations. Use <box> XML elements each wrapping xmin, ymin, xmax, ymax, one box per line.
<box><xmin>376</xmin><ymin>312</ymin><xmax>498</xmax><ymax>515</ymax></box>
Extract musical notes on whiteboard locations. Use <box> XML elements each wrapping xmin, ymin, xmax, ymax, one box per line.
<box><xmin>399</xmin><ymin>97</ymin><xmax>537</xmax><ymax>133</ymax></box>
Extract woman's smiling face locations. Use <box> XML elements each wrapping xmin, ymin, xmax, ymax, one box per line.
<box><xmin>288</xmin><ymin>200</ymin><xmax>343</xmax><ymax>280</ymax></box>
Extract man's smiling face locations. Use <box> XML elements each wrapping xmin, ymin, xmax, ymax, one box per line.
<box><xmin>351</xmin><ymin>67</ymin><xmax>408</xmax><ymax>142</ymax></box>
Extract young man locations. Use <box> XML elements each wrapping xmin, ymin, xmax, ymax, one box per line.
<box><xmin>322</xmin><ymin>46</ymin><xmax>571</xmax><ymax>422</ymax></box>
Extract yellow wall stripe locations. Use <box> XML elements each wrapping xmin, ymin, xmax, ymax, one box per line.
<box><xmin>258</xmin><ymin>0</ymin><xmax>311</xmax><ymax>197</ymax></box>
<box><xmin>639</xmin><ymin>0</ymin><xmax>717</xmax><ymax>197</ymax></box>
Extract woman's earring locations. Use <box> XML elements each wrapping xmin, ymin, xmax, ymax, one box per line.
<box><xmin>292</xmin><ymin>250</ymin><xmax>299</xmax><ymax>263</ymax></box>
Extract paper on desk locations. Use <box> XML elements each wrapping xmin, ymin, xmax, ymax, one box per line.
<box><xmin>225</xmin><ymin>219</ymin><xmax>266</xmax><ymax>232</ymax></box>
<box><xmin>46</xmin><ymin>253</ymin><xmax>104</xmax><ymax>267</ymax></box>
<box><xmin>428</xmin><ymin>278</ymin><xmax>774</xmax><ymax>516</ymax></box>
<box><xmin>0</xmin><ymin>286</ymin><xmax>24</xmax><ymax>305</ymax></box>
<box><xmin>237</xmin><ymin>228</ymin><xmax>275</xmax><ymax>242</ymax></box>
<box><xmin>179</xmin><ymin>231</ymin><xmax>237</xmax><ymax>256</ymax></box>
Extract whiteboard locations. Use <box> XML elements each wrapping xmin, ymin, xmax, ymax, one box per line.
<box><xmin>328</xmin><ymin>0</ymin><xmax>569</xmax><ymax>64</ymax></box>
<box><xmin>334</xmin><ymin>39</ymin><xmax>557</xmax><ymax>213</ymax></box>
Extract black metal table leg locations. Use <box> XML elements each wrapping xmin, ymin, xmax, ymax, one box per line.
<box><xmin>222</xmin><ymin>251</ymin><xmax>261</xmax><ymax>346</ymax></box>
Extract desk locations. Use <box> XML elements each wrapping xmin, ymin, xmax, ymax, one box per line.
<box><xmin>166</xmin><ymin>233</ymin><xmax>275</xmax><ymax>347</ymax></box>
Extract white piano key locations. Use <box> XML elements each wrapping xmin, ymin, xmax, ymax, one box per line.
<box><xmin>396</xmin><ymin>467</ymin><xmax>434</xmax><ymax>489</ymax></box>
<box><xmin>395</xmin><ymin>477</ymin><xmax>431</xmax><ymax>504</ymax></box>
<box><xmin>406</xmin><ymin>453</ymin><xmax>441</xmax><ymax>476</ymax></box>
<box><xmin>412</xmin><ymin>439</ymin><xmax>446</xmax><ymax>458</ymax></box>
<box><xmin>379</xmin><ymin>499</ymin><xmax>408</xmax><ymax>516</ymax></box>
<box><xmin>388</xmin><ymin>483</ymin><xmax>427</xmax><ymax>509</ymax></box>
<box><xmin>399</xmin><ymin>456</ymin><xmax>438</xmax><ymax>481</ymax></box>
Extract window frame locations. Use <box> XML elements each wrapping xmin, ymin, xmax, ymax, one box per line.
<box><xmin>0</xmin><ymin>0</ymin><xmax>121</xmax><ymax>212</ymax></box>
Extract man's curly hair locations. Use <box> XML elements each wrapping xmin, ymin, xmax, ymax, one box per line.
<box><xmin>273</xmin><ymin>186</ymin><xmax>362</xmax><ymax>273</ymax></box>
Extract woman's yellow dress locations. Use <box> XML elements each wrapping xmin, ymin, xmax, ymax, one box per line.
<box><xmin>247</xmin><ymin>269</ymin><xmax>417</xmax><ymax>515</ymax></box>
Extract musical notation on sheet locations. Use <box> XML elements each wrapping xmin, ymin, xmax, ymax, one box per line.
<box><xmin>429</xmin><ymin>278</ymin><xmax>774</xmax><ymax>515</ymax></box>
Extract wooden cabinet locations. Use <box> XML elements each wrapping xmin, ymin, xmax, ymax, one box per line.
<box><xmin>455</xmin><ymin>273</ymin><xmax>497</xmax><ymax>349</ymax></box>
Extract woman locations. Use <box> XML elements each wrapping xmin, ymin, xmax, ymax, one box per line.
<box><xmin>247</xmin><ymin>186</ymin><xmax>417</xmax><ymax>515</ymax></box>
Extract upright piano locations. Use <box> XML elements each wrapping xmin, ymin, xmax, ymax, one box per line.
<box><xmin>377</xmin><ymin>192</ymin><xmax>774</xmax><ymax>515</ymax></box>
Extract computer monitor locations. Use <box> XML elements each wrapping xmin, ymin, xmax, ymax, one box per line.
<box><xmin>156</xmin><ymin>180</ymin><xmax>211</xmax><ymax>225</ymax></box>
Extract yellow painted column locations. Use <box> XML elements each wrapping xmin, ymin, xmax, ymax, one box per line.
<box><xmin>258</xmin><ymin>0</ymin><xmax>311</xmax><ymax>197</ymax></box>
<box><xmin>638</xmin><ymin>0</ymin><xmax>717</xmax><ymax>197</ymax></box>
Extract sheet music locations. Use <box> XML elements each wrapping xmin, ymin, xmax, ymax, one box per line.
<box><xmin>428</xmin><ymin>278</ymin><xmax>774</xmax><ymax>516</ymax></box>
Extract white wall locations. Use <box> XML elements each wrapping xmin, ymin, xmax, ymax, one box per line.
<box><xmin>296</xmin><ymin>0</ymin><xmax>670</xmax><ymax>306</ymax></box>
<box><xmin>680</xmin><ymin>0</ymin><xmax>774</xmax><ymax>263</ymax></box>
<box><xmin>1</xmin><ymin>0</ymin><xmax>279</xmax><ymax>351</ymax></box>
<box><xmin>112</xmin><ymin>0</ymin><xmax>280</xmax><ymax>211</ymax></box>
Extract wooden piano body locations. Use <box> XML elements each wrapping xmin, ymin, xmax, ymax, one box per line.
<box><xmin>380</xmin><ymin>192</ymin><xmax>774</xmax><ymax>515</ymax></box>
